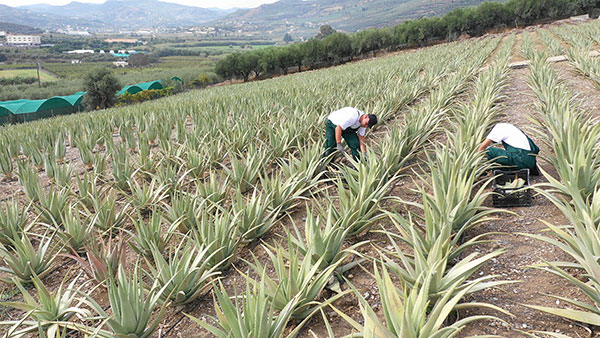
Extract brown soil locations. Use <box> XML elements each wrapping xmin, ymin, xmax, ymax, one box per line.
<box><xmin>511</xmin><ymin>31</ymin><xmax>527</xmax><ymax>63</ymax></box>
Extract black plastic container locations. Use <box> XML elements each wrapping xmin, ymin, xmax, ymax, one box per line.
<box><xmin>492</xmin><ymin>169</ymin><xmax>532</xmax><ymax>207</ymax></box>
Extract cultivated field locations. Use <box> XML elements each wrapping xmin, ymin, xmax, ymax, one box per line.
<box><xmin>0</xmin><ymin>69</ymin><xmax>55</xmax><ymax>82</ymax></box>
<box><xmin>0</xmin><ymin>19</ymin><xmax>599</xmax><ymax>338</ymax></box>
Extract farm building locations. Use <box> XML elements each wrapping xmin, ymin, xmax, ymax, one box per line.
<box><xmin>118</xmin><ymin>80</ymin><xmax>163</xmax><ymax>95</ymax></box>
<box><xmin>6</xmin><ymin>35</ymin><xmax>41</xmax><ymax>46</ymax></box>
<box><xmin>0</xmin><ymin>92</ymin><xmax>86</xmax><ymax>124</ymax></box>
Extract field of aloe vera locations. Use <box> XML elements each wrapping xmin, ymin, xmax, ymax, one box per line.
<box><xmin>0</xmin><ymin>19</ymin><xmax>599</xmax><ymax>338</ymax></box>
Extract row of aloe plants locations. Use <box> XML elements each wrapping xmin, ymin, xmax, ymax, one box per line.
<box><xmin>325</xmin><ymin>35</ymin><xmax>516</xmax><ymax>336</ymax></box>
<box><xmin>0</xmin><ymin>38</ymin><xmax>499</xmax><ymax>337</ymax></box>
<box><xmin>520</xmin><ymin>50</ymin><xmax>600</xmax><ymax>328</ymax></box>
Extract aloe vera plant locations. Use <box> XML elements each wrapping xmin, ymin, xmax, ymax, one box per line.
<box><xmin>127</xmin><ymin>178</ymin><xmax>169</xmax><ymax>213</ymax></box>
<box><xmin>36</xmin><ymin>187</ymin><xmax>70</xmax><ymax>226</ymax></box>
<box><xmin>0</xmin><ymin>199</ymin><xmax>30</xmax><ymax>246</ymax></box>
<box><xmin>129</xmin><ymin>210</ymin><xmax>178</xmax><ymax>257</ymax></box>
<box><xmin>189</xmin><ymin>210</ymin><xmax>240</xmax><ymax>270</ymax></box>
<box><xmin>244</xmin><ymin>244</ymin><xmax>339</xmax><ymax>319</ymax></box>
<box><xmin>146</xmin><ymin>238</ymin><xmax>221</xmax><ymax>305</ymax></box>
<box><xmin>88</xmin><ymin>193</ymin><xmax>129</xmax><ymax>233</ymax></box>
<box><xmin>0</xmin><ymin>147</ymin><xmax>13</xmax><ymax>179</ymax></box>
<box><xmin>232</xmin><ymin>189</ymin><xmax>278</xmax><ymax>242</ymax></box>
<box><xmin>194</xmin><ymin>171</ymin><xmax>229</xmax><ymax>206</ymax></box>
<box><xmin>187</xmin><ymin>279</ymin><xmax>304</xmax><ymax>338</ymax></box>
<box><xmin>65</xmin><ymin>231</ymin><xmax>125</xmax><ymax>285</ymax></box>
<box><xmin>164</xmin><ymin>191</ymin><xmax>204</xmax><ymax>233</ymax></box>
<box><xmin>53</xmin><ymin>204</ymin><xmax>96</xmax><ymax>254</ymax></box>
<box><xmin>81</xmin><ymin>265</ymin><xmax>171</xmax><ymax>338</ymax></box>
<box><xmin>73</xmin><ymin>171</ymin><xmax>104</xmax><ymax>208</ymax></box>
<box><xmin>286</xmin><ymin>206</ymin><xmax>365</xmax><ymax>271</ymax></box>
<box><xmin>332</xmin><ymin>161</ymin><xmax>394</xmax><ymax>237</ymax></box>
<box><xmin>53</xmin><ymin>132</ymin><xmax>66</xmax><ymax>164</ymax></box>
<box><xmin>382</xmin><ymin>211</ymin><xmax>510</xmax><ymax>301</ymax></box>
<box><xmin>0</xmin><ymin>230</ymin><xmax>58</xmax><ymax>284</ymax></box>
<box><xmin>0</xmin><ymin>273</ymin><xmax>92</xmax><ymax>337</ymax></box>
<box><xmin>330</xmin><ymin>263</ymin><xmax>508</xmax><ymax>337</ymax></box>
<box><xmin>259</xmin><ymin>170</ymin><xmax>320</xmax><ymax>217</ymax></box>
<box><xmin>17</xmin><ymin>160</ymin><xmax>42</xmax><ymax>202</ymax></box>
<box><xmin>224</xmin><ymin>147</ymin><xmax>270</xmax><ymax>193</ymax></box>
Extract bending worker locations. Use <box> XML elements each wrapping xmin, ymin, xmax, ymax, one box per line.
<box><xmin>478</xmin><ymin>122</ymin><xmax>539</xmax><ymax>174</ymax></box>
<box><xmin>324</xmin><ymin>107</ymin><xmax>378</xmax><ymax>160</ymax></box>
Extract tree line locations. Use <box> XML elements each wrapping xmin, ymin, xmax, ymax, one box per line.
<box><xmin>215</xmin><ymin>0</ymin><xmax>600</xmax><ymax>81</ymax></box>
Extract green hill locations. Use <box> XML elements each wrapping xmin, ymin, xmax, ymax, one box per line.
<box><xmin>0</xmin><ymin>21</ymin><xmax>42</xmax><ymax>34</ymax></box>
<box><xmin>218</xmin><ymin>0</ymin><xmax>510</xmax><ymax>38</ymax></box>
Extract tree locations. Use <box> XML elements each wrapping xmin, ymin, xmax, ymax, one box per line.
<box><xmin>322</xmin><ymin>32</ymin><xmax>352</xmax><ymax>64</ymax></box>
<box><xmin>315</xmin><ymin>24</ymin><xmax>336</xmax><ymax>39</ymax></box>
<box><xmin>128</xmin><ymin>53</ymin><xmax>151</xmax><ymax>67</ymax></box>
<box><xmin>273</xmin><ymin>47</ymin><xmax>296</xmax><ymax>75</ymax></box>
<box><xmin>0</xmin><ymin>53</ymin><xmax>6</xmax><ymax>62</ymax></box>
<box><xmin>283</xmin><ymin>33</ymin><xmax>293</xmax><ymax>43</ymax></box>
<box><xmin>83</xmin><ymin>67</ymin><xmax>121</xmax><ymax>110</ymax></box>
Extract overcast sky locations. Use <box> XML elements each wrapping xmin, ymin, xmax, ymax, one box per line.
<box><xmin>0</xmin><ymin>0</ymin><xmax>279</xmax><ymax>9</ymax></box>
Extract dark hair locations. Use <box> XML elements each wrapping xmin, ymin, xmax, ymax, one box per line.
<box><xmin>367</xmin><ymin>114</ymin><xmax>378</xmax><ymax>128</ymax></box>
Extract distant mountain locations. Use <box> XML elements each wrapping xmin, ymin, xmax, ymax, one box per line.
<box><xmin>0</xmin><ymin>21</ymin><xmax>43</xmax><ymax>34</ymax></box>
<box><xmin>218</xmin><ymin>0</ymin><xmax>509</xmax><ymax>37</ymax></box>
<box><xmin>13</xmin><ymin>0</ymin><xmax>231</xmax><ymax>30</ymax></box>
<box><xmin>0</xmin><ymin>4</ymin><xmax>95</xmax><ymax>30</ymax></box>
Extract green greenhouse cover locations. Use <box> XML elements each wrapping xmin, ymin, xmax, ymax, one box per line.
<box><xmin>0</xmin><ymin>99</ymin><xmax>29</xmax><ymax>116</ymax></box>
<box><xmin>60</xmin><ymin>92</ymin><xmax>87</xmax><ymax>106</ymax></box>
<box><xmin>118</xmin><ymin>80</ymin><xmax>162</xmax><ymax>95</ymax></box>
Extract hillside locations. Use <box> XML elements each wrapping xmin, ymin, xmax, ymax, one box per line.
<box><xmin>217</xmin><ymin>0</ymin><xmax>510</xmax><ymax>37</ymax></box>
<box><xmin>9</xmin><ymin>0</ymin><xmax>233</xmax><ymax>31</ymax></box>
<box><xmin>0</xmin><ymin>21</ymin><xmax>42</xmax><ymax>34</ymax></box>
<box><xmin>0</xmin><ymin>4</ymin><xmax>96</xmax><ymax>31</ymax></box>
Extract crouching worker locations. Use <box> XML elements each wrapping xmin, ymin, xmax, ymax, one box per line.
<box><xmin>478</xmin><ymin>123</ymin><xmax>540</xmax><ymax>175</ymax></box>
<box><xmin>324</xmin><ymin>107</ymin><xmax>378</xmax><ymax>161</ymax></box>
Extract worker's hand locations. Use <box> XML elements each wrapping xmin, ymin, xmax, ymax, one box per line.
<box><xmin>336</xmin><ymin>143</ymin><xmax>344</xmax><ymax>155</ymax></box>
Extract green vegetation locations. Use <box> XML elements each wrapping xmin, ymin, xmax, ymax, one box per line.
<box><xmin>0</xmin><ymin>69</ymin><xmax>55</xmax><ymax>82</ymax></box>
<box><xmin>82</xmin><ymin>67</ymin><xmax>120</xmax><ymax>110</ymax></box>
<box><xmin>216</xmin><ymin>0</ymin><xmax>600</xmax><ymax>81</ymax></box>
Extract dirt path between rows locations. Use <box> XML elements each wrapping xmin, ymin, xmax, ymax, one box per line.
<box><xmin>457</xmin><ymin>65</ymin><xmax>592</xmax><ymax>337</ymax></box>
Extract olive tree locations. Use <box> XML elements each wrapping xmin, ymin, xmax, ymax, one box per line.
<box><xmin>83</xmin><ymin>67</ymin><xmax>121</xmax><ymax>110</ymax></box>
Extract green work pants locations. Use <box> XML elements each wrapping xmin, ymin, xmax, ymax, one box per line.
<box><xmin>486</xmin><ymin>138</ymin><xmax>538</xmax><ymax>170</ymax></box>
<box><xmin>324</xmin><ymin>120</ymin><xmax>361</xmax><ymax>160</ymax></box>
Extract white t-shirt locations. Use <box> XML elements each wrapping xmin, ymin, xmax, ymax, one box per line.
<box><xmin>486</xmin><ymin>123</ymin><xmax>531</xmax><ymax>151</ymax></box>
<box><xmin>328</xmin><ymin>107</ymin><xmax>367</xmax><ymax>136</ymax></box>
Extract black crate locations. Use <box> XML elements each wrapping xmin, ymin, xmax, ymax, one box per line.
<box><xmin>492</xmin><ymin>169</ymin><xmax>532</xmax><ymax>207</ymax></box>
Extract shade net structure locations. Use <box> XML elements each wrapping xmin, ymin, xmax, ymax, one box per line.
<box><xmin>117</xmin><ymin>80</ymin><xmax>163</xmax><ymax>95</ymax></box>
<box><xmin>0</xmin><ymin>92</ymin><xmax>86</xmax><ymax>124</ymax></box>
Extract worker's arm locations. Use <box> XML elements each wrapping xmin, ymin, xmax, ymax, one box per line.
<box><xmin>478</xmin><ymin>138</ymin><xmax>493</xmax><ymax>152</ymax></box>
<box><xmin>335</xmin><ymin>125</ymin><xmax>343</xmax><ymax>143</ymax></box>
<box><xmin>359</xmin><ymin>135</ymin><xmax>367</xmax><ymax>153</ymax></box>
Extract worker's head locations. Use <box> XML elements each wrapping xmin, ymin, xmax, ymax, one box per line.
<box><xmin>360</xmin><ymin>114</ymin><xmax>378</xmax><ymax>128</ymax></box>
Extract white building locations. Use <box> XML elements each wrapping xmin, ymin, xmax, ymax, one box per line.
<box><xmin>66</xmin><ymin>49</ymin><xmax>94</xmax><ymax>54</ymax></box>
<box><xmin>0</xmin><ymin>31</ymin><xmax>6</xmax><ymax>37</ymax></box>
<box><xmin>6</xmin><ymin>35</ymin><xmax>41</xmax><ymax>46</ymax></box>
<box><xmin>66</xmin><ymin>30</ymin><xmax>90</xmax><ymax>36</ymax></box>
<box><xmin>113</xmin><ymin>60</ymin><xmax>128</xmax><ymax>67</ymax></box>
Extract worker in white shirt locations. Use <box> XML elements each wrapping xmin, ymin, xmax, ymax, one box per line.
<box><xmin>324</xmin><ymin>107</ymin><xmax>378</xmax><ymax>161</ymax></box>
<box><xmin>478</xmin><ymin>123</ymin><xmax>539</xmax><ymax>174</ymax></box>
